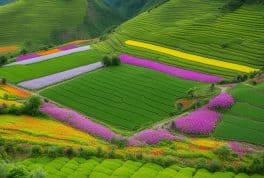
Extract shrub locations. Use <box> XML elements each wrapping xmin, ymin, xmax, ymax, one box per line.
<box><xmin>208</xmin><ymin>160</ymin><xmax>222</xmax><ymax>172</ymax></box>
<box><xmin>47</xmin><ymin>146</ymin><xmax>64</xmax><ymax>158</ymax></box>
<box><xmin>249</xmin><ymin>153</ymin><xmax>264</xmax><ymax>174</ymax></box>
<box><xmin>20</xmin><ymin>49</ymin><xmax>28</xmax><ymax>55</ymax></box>
<box><xmin>213</xmin><ymin>146</ymin><xmax>233</xmax><ymax>161</ymax></box>
<box><xmin>111</xmin><ymin>56</ymin><xmax>120</xmax><ymax>66</ymax></box>
<box><xmin>0</xmin><ymin>78</ymin><xmax>7</xmax><ymax>85</ymax></box>
<box><xmin>31</xmin><ymin>145</ymin><xmax>42</xmax><ymax>156</ymax></box>
<box><xmin>111</xmin><ymin>135</ymin><xmax>127</xmax><ymax>148</ymax></box>
<box><xmin>65</xmin><ymin>147</ymin><xmax>77</xmax><ymax>157</ymax></box>
<box><xmin>31</xmin><ymin>167</ymin><xmax>46</xmax><ymax>178</ymax></box>
<box><xmin>8</xmin><ymin>165</ymin><xmax>29</xmax><ymax>178</ymax></box>
<box><xmin>22</xmin><ymin>96</ymin><xmax>41</xmax><ymax>116</ymax></box>
<box><xmin>196</xmin><ymin>158</ymin><xmax>208</xmax><ymax>169</ymax></box>
<box><xmin>0</xmin><ymin>56</ymin><xmax>7</xmax><ymax>66</ymax></box>
<box><xmin>102</xmin><ymin>56</ymin><xmax>111</xmax><ymax>67</ymax></box>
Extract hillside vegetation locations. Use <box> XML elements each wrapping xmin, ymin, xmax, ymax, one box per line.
<box><xmin>95</xmin><ymin>0</ymin><xmax>264</xmax><ymax>79</ymax></box>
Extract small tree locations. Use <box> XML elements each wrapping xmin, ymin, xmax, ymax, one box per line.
<box><xmin>8</xmin><ymin>165</ymin><xmax>29</xmax><ymax>178</ymax></box>
<box><xmin>0</xmin><ymin>56</ymin><xmax>7</xmax><ymax>66</ymax></box>
<box><xmin>111</xmin><ymin>56</ymin><xmax>120</xmax><ymax>66</ymax></box>
<box><xmin>20</xmin><ymin>49</ymin><xmax>28</xmax><ymax>55</ymax></box>
<box><xmin>22</xmin><ymin>96</ymin><xmax>41</xmax><ymax>116</ymax></box>
<box><xmin>31</xmin><ymin>145</ymin><xmax>42</xmax><ymax>156</ymax></box>
<box><xmin>176</xmin><ymin>103</ymin><xmax>184</xmax><ymax>111</ymax></box>
<box><xmin>213</xmin><ymin>146</ymin><xmax>232</xmax><ymax>161</ymax></box>
<box><xmin>1</xmin><ymin>78</ymin><xmax>7</xmax><ymax>85</ymax></box>
<box><xmin>210</xmin><ymin>83</ymin><xmax>215</xmax><ymax>92</ymax></box>
<box><xmin>102</xmin><ymin>56</ymin><xmax>111</xmax><ymax>67</ymax></box>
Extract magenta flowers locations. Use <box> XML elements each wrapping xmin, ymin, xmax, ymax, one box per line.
<box><xmin>128</xmin><ymin>129</ymin><xmax>184</xmax><ymax>146</ymax></box>
<box><xmin>229</xmin><ymin>141</ymin><xmax>255</xmax><ymax>156</ymax></box>
<box><xmin>175</xmin><ymin>107</ymin><xmax>221</xmax><ymax>134</ymax></box>
<box><xmin>16</xmin><ymin>53</ymin><xmax>40</xmax><ymax>61</ymax></box>
<box><xmin>209</xmin><ymin>92</ymin><xmax>234</xmax><ymax>109</ymax></box>
<box><xmin>120</xmin><ymin>54</ymin><xmax>223</xmax><ymax>83</ymax></box>
<box><xmin>59</xmin><ymin>44</ymin><xmax>78</xmax><ymax>51</ymax></box>
<box><xmin>40</xmin><ymin>102</ymin><xmax>117</xmax><ymax>141</ymax></box>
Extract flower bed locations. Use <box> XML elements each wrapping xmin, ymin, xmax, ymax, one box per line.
<box><xmin>40</xmin><ymin>102</ymin><xmax>117</xmax><ymax>141</ymax></box>
<box><xmin>18</xmin><ymin>62</ymin><xmax>103</xmax><ymax>89</ymax></box>
<box><xmin>59</xmin><ymin>44</ymin><xmax>78</xmax><ymax>51</ymax></box>
<box><xmin>16</xmin><ymin>53</ymin><xmax>40</xmax><ymax>61</ymax></box>
<box><xmin>128</xmin><ymin>129</ymin><xmax>185</xmax><ymax>146</ymax></box>
<box><xmin>229</xmin><ymin>141</ymin><xmax>255</xmax><ymax>156</ymax></box>
<box><xmin>208</xmin><ymin>92</ymin><xmax>234</xmax><ymax>109</ymax></box>
<box><xmin>175</xmin><ymin>107</ymin><xmax>221</xmax><ymax>134</ymax></box>
<box><xmin>120</xmin><ymin>54</ymin><xmax>222</xmax><ymax>83</ymax></box>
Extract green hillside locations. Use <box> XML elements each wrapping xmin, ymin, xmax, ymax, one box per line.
<box><xmin>94</xmin><ymin>0</ymin><xmax>264</xmax><ymax>79</ymax></box>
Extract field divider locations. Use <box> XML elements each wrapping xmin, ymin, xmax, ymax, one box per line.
<box><xmin>6</xmin><ymin>45</ymin><xmax>91</xmax><ymax>66</ymax></box>
<box><xmin>18</xmin><ymin>62</ymin><xmax>103</xmax><ymax>90</ymax></box>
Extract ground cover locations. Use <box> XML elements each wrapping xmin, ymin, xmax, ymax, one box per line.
<box><xmin>213</xmin><ymin>84</ymin><xmax>264</xmax><ymax>145</ymax></box>
<box><xmin>40</xmin><ymin>64</ymin><xmax>205</xmax><ymax>132</ymax></box>
<box><xmin>94</xmin><ymin>0</ymin><xmax>264</xmax><ymax>78</ymax></box>
<box><xmin>2</xmin><ymin>157</ymin><xmax>263</xmax><ymax>178</ymax></box>
<box><xmin>0</xmin><ymin>49</ymin><xmax>103</xmax><ymax>83</ymax></box>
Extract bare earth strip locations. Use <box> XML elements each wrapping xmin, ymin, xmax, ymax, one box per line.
<box><xmin>18</xmin><ymin>62</ymin><xmax>103</xmax><ymax>90</ymax></box>
<box><xmin>6</xmin><ymin>45</ymin><xmax>91</xmax><ymax>66</ymax></box>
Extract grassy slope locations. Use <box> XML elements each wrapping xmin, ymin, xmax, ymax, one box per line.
<box><xmin>214</xmin><ymin>83</ymin><xmax>264</xmax><ymax>145</ymax></box>
<box><xmin>40</xmin><ymin>64</ymin><xmax>204</xmax><ymax>132</ymax></box>
<box><xmin>0</xmin><ymin>49</ymin><xmax>104</xmax><ymax>83</ymax></box>
<box><xmin>5</xmin><ymin>157</ymin><xmax>262</xmax><ymax>178</ymax></box>
<box><xmin>94</xmin><ymin>0</ymin><xmax>264</xmax><ymax>79</ymax></box>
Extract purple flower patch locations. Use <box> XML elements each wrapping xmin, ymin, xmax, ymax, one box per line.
<box><xmin>175</xmin><ymin>107</ymin><xmax>221</xmax><ymax>134</ymax></box>
<box><xmin>120</xmin><ymin>54</ymin><xmax>223</xmax><ymax>83</ymax></box>
<box><xmin>16</xmin><ymin>53</ymin><xmax>40</xmax><ymax>61</ymax></box>
<box><xmin>208</xmin><ymin>92</ymin><xmax>234</xmax><ymax>109</ymax></box>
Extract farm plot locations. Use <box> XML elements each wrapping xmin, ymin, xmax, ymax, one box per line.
<box><xmin>94</xmin><ymin>0</ymin><xmax>264</xmax><ymax>78</ymax></box>
<box><xmin>40</xmin><ymin>64</ymin><xmax>205</xmax><ymax>132</ymax></box>
<box><xmin>214</xmin><ymin>84</ymin><xmax>264</xmax><ymax>145</ymax></box>
<box><xmin>5</xmin><ymin>157</ymin><xmax>263</xmax><ymax>178</ymax></box>
<box><xmin>0</xmin><ymin>49</ymin><xmax>103</xmax><ymax>83</ymax></box>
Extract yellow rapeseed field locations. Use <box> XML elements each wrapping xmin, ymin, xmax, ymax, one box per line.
<box><xmin>125</xmin><ymin>40</ymin><xmax>258</xmax><ymax>73</ymax></box>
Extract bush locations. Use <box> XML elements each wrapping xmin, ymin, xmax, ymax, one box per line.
<box><xmin>1</xmin><ymin>78</ymin><xmax>7</xmax><ymax>85</ymax></box>
<box><xmin>8</xmin><ymin>165</ymin><xmax>29</xmax><ymax>178</ymax></box>
<box><xmin>102</xmin><ymin>56</ymin><xmax>111</xmax><ymax>67</ymax></box>
<box><xmin>249</xmin><ymin>153</ymin><xmax>264</xmax><ymax>174</ymax></box>
<box><xmin>31</xmin><ymin>167</ymin><xmax>46</xmax><ymax>178</ymax></box>
<box><xmin>65</xmin><ymin>147</ymin><xmax>77</xmax><ymax>157</ymax></box>
<box><xmin>111</xmin><ymin>136</ymin><xmax>127</xmax><ymax>148</ymax></box>
<box><xmin>31</xmin><ymin>145</ymin><xmax>42</xmax><ymax>156</ymax></box>
<box><xmin>196</xmin><ymin>158</ymin><xmax>208</xmax><ymax>169</ymax></box>
<box><xmin>22</xmin><ymin>96</ymin><xmax>41</xmax><ymax>116</ymax></box>
<box><xmin>207</xmin><ymin>160</ymin><xmax>222</xmax><ymax>172</ymax></box>
<box><xmin>47</xmin><ymin>146</ymin><xmax>64</xmax><ymax>158</ymax></box>
<box><xmin>213</xmin><ymin>146</ymin><xmax>233</xmax><ymax>161</ymax></box>
<box><xmin>111</xmin><ymin>57</ymin><xmax>120</xmax><ymax>66</ymax></box>
<box><xmin>0</xmin><ymin>56</ymin><xmax>7</xmax><ymax>66</ymax></box>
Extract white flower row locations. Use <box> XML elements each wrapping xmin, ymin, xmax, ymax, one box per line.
<box><xmin>18</xmin><ymin>62</ymin><xmax>103</xmax><ymax>90</ymax></box>
<box><xmin>6</xmin><ymin>45</ymin><xmax>91</xmax><ymax>66</ymax></box>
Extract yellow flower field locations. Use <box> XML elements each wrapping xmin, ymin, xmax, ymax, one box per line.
<box><xmin>125</xmin><ymin>40</ymin><xmax>258</xmax><ymax>73</ymax></box>
<box><xmin>0</xmin><ymin>115</ymin><xmax>108</xmax><ymax>148</ymax></box>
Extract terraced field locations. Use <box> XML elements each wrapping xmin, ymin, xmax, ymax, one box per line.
<box><xmin>94</xmin><ymin>0</ymin><xmax>264</xmax><ymax>79</ymax></box>
<box><xmin>0</xmin><ymin>49</ymin><xmax>103</xmax><ymax>83</ymax></box>
<box><xmin>0</xmin><ymin>115</ymin><xmax>108</xmax><ymax>148</ymax></box>
<box><xmin>40</xmin><ymin>64</ymin><xmax>205</xmax><ymax>132</ymax></box>
<box><xmin>214</xmin><ymin>83</ymin><xmax>264</xmax><ymax>145</ymax></box>
<box><xmin>5</xmin><ymin>157</ymin><xmax>263</xmax><ymax>178</ymax></box>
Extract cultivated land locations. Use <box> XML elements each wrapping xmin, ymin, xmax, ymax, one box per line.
<box><xmin>0</xmin><ymin>49</ymin><xmax>103</xmax><ymax>83</ymax></box>
<box><xmin>4</xmin><ymin>157</ymin><xmax>263</xmax><ymax>178</ymax></box>
<box><xmin>94</xmin><ymin>0</ymin><xmax>264</xmax><ymax>79</ymax></box>
<box><xmin>40</xmin><ymin>64</ymin><xmax>205</xmax><ymax>132</ymax></box>
<box><xmin>214</xmin><ymin>83</ymin><xmax>264</xmax><ymax>145</ymax></box>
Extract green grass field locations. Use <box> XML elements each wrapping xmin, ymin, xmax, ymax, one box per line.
<box><xmin>40</xmin><ymin>64</ymin><xmax>204</xmax><ymax>132</ymax></box>
<box><xmin>0</xmin><ymin>49</ymin><xmax>103</xmax><ymax>83</ymax></box>
<box><xmin>3</xmin><ymin>157</ymin><xmax>262</xmax><ymax>178</ymax></box>
<box><xmin>94</xmin><ymin>0</ymin><xmax>264</xmax><ymax>79</ymax></box>
<box><xmin>214</xmin><ymin>84</ymin><xmax>264</xmax><ymax>145</ymax></box>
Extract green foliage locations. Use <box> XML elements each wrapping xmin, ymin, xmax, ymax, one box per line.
<box><xmin>41</xmin><ymin>65</ymin><xmax>203</xmax><ymax>131</ymax></box>
<box><xmin>8</xmin><ymin>165</ymin><xmax>29</xmax><ymax>178</ymax></box>
<box><xmin>47</xmin><ymin>146</ymin><xmax>64</xmax><ymax>158</ymax></box>
<box><xmin>31</xmin><ymin>145</ymin><xmax>42</xmax><ymax>157</ymax></box>
<box><xmin>0</xmin><ymin>161</ymin><xmax>8</xmax><ymax>178</ymax></box>
<box><xmin>0</xmin><ymin>56</ymin><xmax>7</xmax><ymax>66</ymax></box>
<box><xmin>207</xmin><ymin>160</ymin><xmax>223</xmax><ymax>172</ymax></box>
<box><xmin>110</xmin><ymin>136</ymin><xmax>127</xmax><ymax>148</ymax></box>
<box><xmin>213</xmin><ymin>146</ymin><xmax>233</xmax><ymax>161</ymax></box>
<box><xmin>249</xmin><ymin>153</ymin><xmax>264</xmax><ymax>174</ymax></box>
<box><xmin>31</xmin><ymin>167</ymin><xmax>46</xmax><ymax>178</ymax></box>
<box><xmin>65</xmin><ymin>147</ymin><xmax>77</xmax><ymax>158</ymax></box>
<box><xmin>102</xmin><ymin>56</ymin><xmax>121</xmax><ymax>67</ymax></box>
<box><xmin>22</xmin><ymin>96</ymin><xmax>41</xmax><ymax>116</ymax></box>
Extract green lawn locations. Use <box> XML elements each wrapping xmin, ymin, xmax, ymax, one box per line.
<box><xmin>214</xmin><ymin>84</ymin><xmax>264</xmax><ymax>145</ymax></box>
<box><xmin>94</xmin><ymin>0</ymin><xmax>264</xmax><ymax>79</ymax></box>
<box><xmin>4</xmin><ymin>157</ymin><xmax>262</xmax><ymax>178</ymax></box>
<box><xmin>0</xmin><ymin>49</ymin><xmax>103</xmax><ymax>83</ymax></box>
<box><xmin>40</xmin><ymin>64</ymin><xmax>204</xmax><ymax>132</ymax></box>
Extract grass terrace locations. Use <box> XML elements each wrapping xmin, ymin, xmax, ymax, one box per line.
<box><xmin>0</xmin><ymin>49</ymin><xmax>104</xmax><ymax>83</ymax></box>
<box><xmin>214</xmin><ymin>83</ymin><xmax>264</xmax><ymax>145</ymax></box>
<box><xmin>40</xmin><ymin>64</ymin><xmax>205</xmax><ymax>133</ymax></box>
<box><xmin>94</xmin><ymin>0</ymin><xmax>264</xmax><ymax>78</ymax></box>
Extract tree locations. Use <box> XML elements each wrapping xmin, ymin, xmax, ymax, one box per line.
<box><xmin>176</xmin><ymin>103</ymin><xmax>184</xmax><ymax>111</ymax></box>
<box><xmin>102</xmin><ymin>56</ymin><xmax>111</xmax><ymax>67</ymax></box>
<box><xmin>111</xmin><ymin>56</ymin><xmax>121</xmax><ymax>66</ymax></box>
<box><xmin>22</xmin><ymin>96</ymin><xmax>41</xmax><ymax>116</ymax></box>
<box><xmin>20</xmin><ymin>49</ymin><xmax>28</xmax><ymax>55</ymax></box>
<box><xmin>0</xmin><ymin>56</ymin><xmax>7</xmax><ymax>66</ymax></box>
